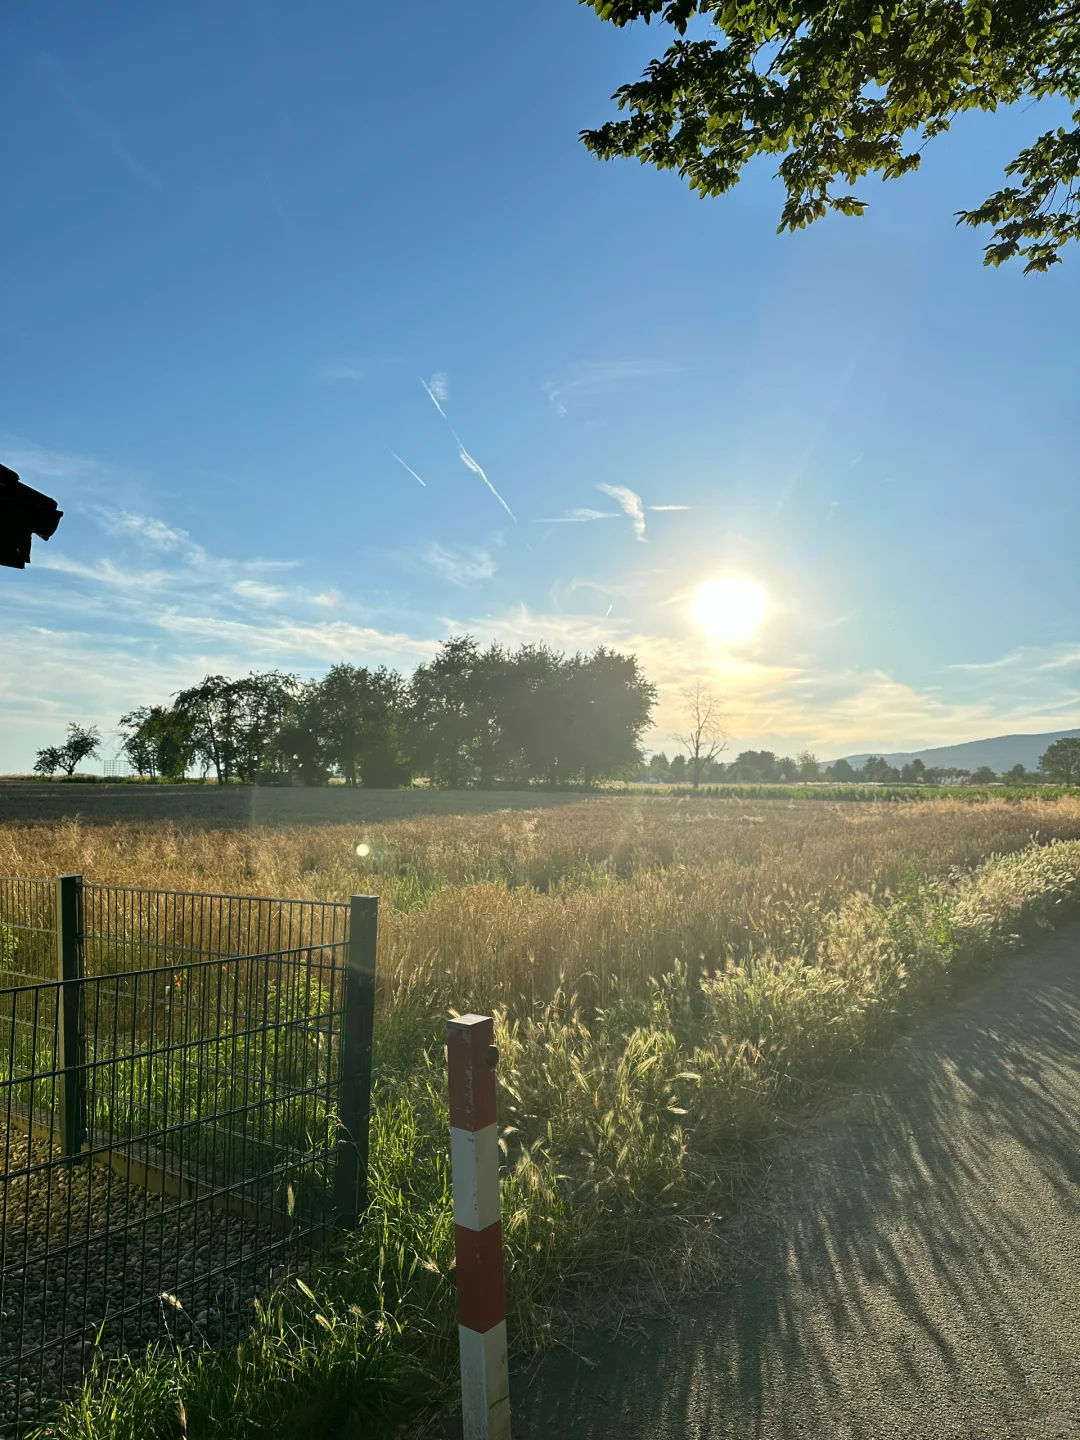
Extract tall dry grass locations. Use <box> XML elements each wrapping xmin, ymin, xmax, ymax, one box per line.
<box><xmin>18</xmin><ymin>797</ymin><xmax>1080</xmax><ymax>1439</ymax></box>
<box><xmin>5</xmin><ymin>797</ymin><xmax>1080</xmax><ymax>1019</ymax></box>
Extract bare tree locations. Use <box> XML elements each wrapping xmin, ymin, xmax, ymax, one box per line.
<box><xmin>675</xmin><ymin>682</ymin><xmax>727</xmax><ymax>788</ymax></box>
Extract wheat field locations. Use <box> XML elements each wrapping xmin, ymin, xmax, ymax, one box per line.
<box><xmin>5</xmin><ymin>795</ymin><xmax>1080</xmax><ymax>1018</ymax></box>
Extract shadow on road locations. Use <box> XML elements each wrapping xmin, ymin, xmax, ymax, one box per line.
<box><xmin>503</xmin><ymin>931</ymin><xmax>1080</xmax><ymax>1439</ymax></box>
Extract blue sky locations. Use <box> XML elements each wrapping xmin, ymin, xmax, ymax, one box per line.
<box><xmin>2</xmin><ymin>0</ymin><xmax>1078</xmax><ymax>771</ymax></box>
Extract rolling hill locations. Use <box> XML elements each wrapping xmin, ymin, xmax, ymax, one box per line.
<box><xmin>841</xmin><ymin>730</ymin><xmax>1080</xmax><ymax>774</ymax></box>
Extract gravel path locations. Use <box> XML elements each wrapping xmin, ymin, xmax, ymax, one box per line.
<box><xmin>488</xmin><ymin>927</ymin><xmax>1080</xmax><ymax>1440</ymax></box>
<box><xmin>0</xmin><ymin>1124</ymin><xmax>290</xmax><ymax>1432</ymax></box>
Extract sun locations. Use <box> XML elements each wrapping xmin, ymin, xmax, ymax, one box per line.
<box><xmin>693</xmin><ymin>576</ymin><xmax>768</xmax><ymax>643</ymax></box>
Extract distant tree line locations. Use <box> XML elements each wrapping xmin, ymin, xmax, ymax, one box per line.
<box><xmin>32</xmin><ymin>638</ymin><xmax>657</xmax><ymax>790</ymax></box>
<box><xmin>32</xmin><ymin>657</ymin><xmax>1080</xmax><ymax>792</ymax></box>
<box><xmin>642</xmin><ymin>736</ymin><xmax>1080</xmax><ymax>789</ymax></box>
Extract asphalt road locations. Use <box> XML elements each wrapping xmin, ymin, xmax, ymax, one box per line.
<box><xmin>501</xmin><ymin>929</ymin><xmax>1080</xmax><ymax>1439</ymax></box>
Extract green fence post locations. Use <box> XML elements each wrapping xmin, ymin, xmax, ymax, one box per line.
<box><xmin>334</xmin><ymin>894</ymin><xmax>377</xmax><ymax>1227</ymax></box>
<box><xmin>56</xmin><ymin>873</ymin><xmax>87</xmax><ymax>1162</ymax></box>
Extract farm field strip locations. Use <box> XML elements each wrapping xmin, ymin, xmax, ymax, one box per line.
<box><xmin>6</xmin><ymin>797</ymin><xmax>1080</xmax><ymax>1017</ymax></box>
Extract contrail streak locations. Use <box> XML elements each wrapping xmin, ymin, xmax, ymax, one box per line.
<box><xmin>452</xmin><ymin>431</ymin><xmax>516</xmax><ymax>521</ymax></box>
<box><xmin>420</xmin><ymin>377</ymin><xmax>448</xmax><ymax>419</ymax></box>
<box><xmin>386</xmin><ymin>446</ymin><xmax>427</xmax><ymax>487</ymax></box>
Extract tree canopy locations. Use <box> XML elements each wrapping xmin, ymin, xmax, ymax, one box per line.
<box><xmin>34</xmin><ymin>723</ymin><xmax>100</xmax><ymax>778</ymax></box>
<box><xmin>580</xmin><ymin>1</ymin><xmax>1080</xmax><ymax>271</ymax></box>
<box><xmin>172</xmin><ymin>672</ymin><xmax>297</xmax><ymax>784</ymax></box>
<box><xmin>87</xmin><ymin>640</ymin><xmax>656</xmax><ymax>791</ymax></box>
<box><xmin>407</xmin><ymin>640</ymin><xmax>656</xmax><ymax>789</ymax></box>
<box><xmin>1039</xmin><ymin>735</ymin><xmax>1080</xmax><ymax>784</ymax></box>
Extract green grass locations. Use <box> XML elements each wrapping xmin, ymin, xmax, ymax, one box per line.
<box><xmin>0</xmin><ymin>974</ymin><xmax>338</xmax><ymax>1216</ymax></box>
<box><xmin>31</xmin><ymin>834</ymin><xmax>1080</xmax><ymax>1440</ymax></box>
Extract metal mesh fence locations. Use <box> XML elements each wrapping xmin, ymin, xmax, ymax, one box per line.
<box><xmin>0</xmin><ymin>878</ymin><xmax>375</xmax><ymax>1436</ymax></box>
<box><xmin>0</xmin><ymin>879</ymin><xmax>56</xmax><ymax>991</ymax></box>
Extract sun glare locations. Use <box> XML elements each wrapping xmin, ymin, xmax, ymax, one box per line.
<box><xmin>693</xmin><ymin>576</ymin><xmax>768</xmax><ymax>643</ymax></box>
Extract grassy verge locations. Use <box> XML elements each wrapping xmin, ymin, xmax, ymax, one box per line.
<box><xmin>32</xmin><ymin>833</ymin><xmax>1080</xmax><ymax>1440</ymax></box>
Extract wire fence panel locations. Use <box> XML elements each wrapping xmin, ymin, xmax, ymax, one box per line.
<box><xmin>81</xmin><ymin>884</ymin><xmax>350</xmax><ymax>974</ymax></box>
<box><xmin>0</xmin><ymin>878</ymin><xmax>374</xmax><ymax>1437</ymax></box>
<box><xmin>0</xmin><ymin>879</ymin><xmax>55</xmax><ymax>987</ymax></box>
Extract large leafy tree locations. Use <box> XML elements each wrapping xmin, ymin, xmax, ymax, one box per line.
<box><xmin>172</xmin><ymin>672</ymin><xmax>296</xmax><ymax>783</ymax></box>
<box><xmin>119</xmin><ymin>706</ymin><xmax>196</xmax><ymax>781</ymax></box>
<box><xmin>827</xmin><ymin>757</ymin><xmax>859</xmax><ymax>781</ymax></box>
<box><xmin>1039</xmin><ymin>735</ymin><xmax>1080</xmax><ymax>783</ymax></box>
<box><xmin>34</xmin><ymin>723</ymin><xmax>100</xmax><ymax>778</ymax></box>
<box><xmin>580</xmin><ymin>1</ymin><xmax>1080</xmax><ymax>271</ymax></box>
<box><xmin>499</xmin><ymin>644</ymin><xmax>572</xmax><ymax>787</ymax></box>
<box><xmin>560</xmin><ymin>648</ymin><xmax>657</xmax><ymax>787</ymax></box>
<box><xmin>172</xmin><ymin>675</ymin><xmax>242</xmax><ymax>783</ymax></box>
<box><xmin>408</xmin><ymin>637</ymin><xmax>657</xmax><ymax>789</ymax></box>
<box><xmin>408</xmin><ymin>638</ymin><xmax>489</xmax><ymax>789</ymax></box>
<box><xmin>861</xmin><ymin>754</ymin><xmax>903</xmax><ymax>782</ymax></box>
<box><xmin>727</xmin><ymin>749</ymin><xmax>779</xmax><ymax>781</ymax></box>
<box><xmin>303</xmin><ymin>664</ymin><xmax>413</xmax><ymax>787</ymax></box>
<box><xmin>32</xmin><ymin>746</ymin><xmax>65</xmax><ymax>778</ymax></box>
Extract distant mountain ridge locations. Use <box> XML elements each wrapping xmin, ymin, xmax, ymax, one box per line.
<box><xmin>840</xmin><ymin>730</ymin><xmax>1080</xmax><ymax>774</ymax></box>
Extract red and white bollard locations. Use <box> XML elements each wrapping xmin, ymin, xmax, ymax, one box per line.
<box><xmin>447</xmin><ymin>1014</ymin><xmax>511</xmax><ymax>1440</ymax></box>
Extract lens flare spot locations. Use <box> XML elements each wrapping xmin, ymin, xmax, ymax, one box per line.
<box><xmin>355</xmin><ymin>843</ymin><xmax>371</xmax><ymax>858</ymax></box>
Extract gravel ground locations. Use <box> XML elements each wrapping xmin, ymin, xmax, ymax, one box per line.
<box><xmin>0</xmin><ymin>1125</ymin><xmax>296</xmax><ymax>1433</ymax></box>
<box><xmin>0</xmin><ymin>783</ymin><xmax>599</xmax><ymax>829</ymax></box>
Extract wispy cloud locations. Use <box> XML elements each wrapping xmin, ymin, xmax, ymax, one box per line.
<box><xmin>597</xmin><ymin>483</ymin><xmax>647</xmax><ymax>542</ymax></box>
<box><xmin>41</xmin><ymin>54</ymin><xmax>163</xmax><ymax>192</ymax></box>
<box><xmin>950</xmin><ymin>651</ymin><xmax>1026</xmax><ymax>672</ymax></box>
<box><xmin>401</xmin><ymin>541</ymin><xmax>497</xmax><ymax>587</ymax></box>
<box><xmin>93</xmin><ymin>508</ymin><xmax>190</xmax><ymax>551</ymax></box>
<box><xmin>151</xmin><ymin>612</ymin><xmax>439</xmax><ymax>664</ymax></box>
<box><xmin>34</xmin><ymin>555</ymin><xmax>175</xmax><ymax>592</ymax></box>
<box><xmin>949</xmin><ymin>644</ymin><xmax>1080</xmax><ymax>676</ymax></box>
<box><xmin>232</xmin><ymin>579</ymin><xmax>288</xmax><ymax>606</ymax></box>
<box><xmin>543</xmin><ymin>360</ymin><xmax>678</xmax><ymax>416</ymax></box>
<box><xmin>386</xmin><ymin>447</ymin><xmax>427</xmax><ymax>487</ymax></box>
<box><xmin>562</xmin><ymin>576</ymin><xmax>644</xmax><ymax>599</ymax></box>
<box><xmin>537</xmin><ymin>493</ymin><xmax>687</xmax><ymax>534</ymax></box>
<box><xmin>316</xmin><ymin>359</ymin><xmax>369</xmax><ymax>385</ymax></box>
<box><xmin>453</xmin><ymin>432</ymin><xmax>516</xmax><ymax>520</ymax></box>
<box><xmin>534</xmin><ymin>507</ymin><xmax>620</xmax><ymax>524</ymax></box>
<box><xmin>1</xmin><ymin>444</ymin><xmax>103</xmax><ymax>484</ymax></box>
<box><xmin>421</xmin><ymin>374</ymin><xmax>449</xmax><ymax>419</ymax></box>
